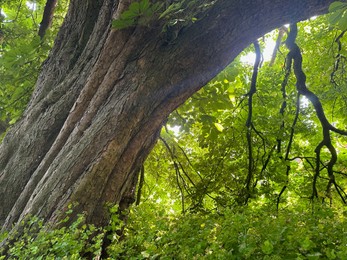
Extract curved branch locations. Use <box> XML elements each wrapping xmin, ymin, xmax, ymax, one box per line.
<box><xmin>286</xmin><ymin>23</ymin><xmax>347</xmax><ymax>203</ymax></box>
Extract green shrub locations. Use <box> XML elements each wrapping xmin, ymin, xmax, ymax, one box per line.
<box><xmin>1</xmin><ymin>202</ymin><xmax>346</xmax><ymax>259</ymax></box>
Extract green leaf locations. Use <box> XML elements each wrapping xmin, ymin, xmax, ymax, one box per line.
<box><xmin>112</xmin><ymin>18</ymin><xmax>136</xmax><ymax>29</ymax></box>
<box><xmin>261</xmin><ymin>240</ymin><xmax>274</xmax><ymax>255</ymax></box>
<box><xmin>328</xmin><ymin>1</ymin><xmax>347</xmax><ymax>29</ymax></box>
<box><xmin>229</xmin><ymin>94</ymin><xmax>236</xmax><ymax>103</ymax></box>
<box><xmin>338</xmin><ymin>13</ymin><xmax>347</xmax><ymax>30</ymax></box>
<box><xmin>112</xmin><ymin>0</ymin><xmax>159</xmax><ymax>29</ymax></box>
<box><xmin>328</xmin><ymin>9</ymin><xmax>345</xmax><ymax>25</ymax></box>
<box><xmin>129</xmin><ymin>2</ymin><xmax>141</xmax><ymax>15</ymax></box>
<box><xmin>139</xmin><ymin>0</ymin><xmax>150</xmax><ymax>12</ymax></box>
<box><xmin>329</xmin><ymin>1</ymin><xmax>347</xmax><ymax>12</ymax></box>
<box><xmin>214</xmin><ymin>122</ymin><xmax>224</xmax><ymax>132</ymax></box>
<box><xmin>326</xmin><ymin>248</ymin><xmax>337</xmax><ymax>259</ymax></box>
<box><xmin>159</xmin><ymin>2</ymin><xmax>183</xmax><ymax>19</ymax></box>
<box><xmin>301</xmin><ymin>236</ymin><xmax>313</xmax><ymax>250</ymax></box>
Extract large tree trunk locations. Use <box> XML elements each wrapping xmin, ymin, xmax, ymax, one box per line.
<box><xmin>0</xmin><ymin>0</ymin><xmax>333</xmax><ymax>231</ymax></box>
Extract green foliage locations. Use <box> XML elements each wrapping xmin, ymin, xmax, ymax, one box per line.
<box><xmin>329</xmin><ymin>1</ymin><xmax>347</xmax><ymax>30</ymax></box>
<box><xmin>141</xmin><ymin>14</ymin><xmax>347</xmax><ymax>212</ymax></box>
<box><xmin>112</xmin><ymin>0</ymin><xmax>218</xmax><ymax>34</ymax></box>
<box><xmin>105</xmin><ymin>202</ymin><xmax>347</xmax><ymax>259</ymax></box>
<box><xmin>0</xmin><ymin>0</ymin><xmax>68</xmax><ymax>127</ymax></box>
<box><xmin>112</xmin><ymin>0</ymin><xmax>162</xmax><ymax>29</ymax></box>
<box><xmin>3</xmin><ymin>202</ymin><xmax>346</xmax><ymax>259</ymax></box>
<box><xmin>1</xmin><ymin>214</ymin><xmax>104</xmax><ymax>258</ymax></box>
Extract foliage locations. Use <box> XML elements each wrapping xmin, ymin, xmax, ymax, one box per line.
<box><xmin>0</xmin><ymin>0</ymin><xmax>68</xmax><ymax>129</ymax></box>
<box><xmin>112</xmin><ymin>0</ymin><xmax>162</xmax><ymax>29</ymax></box>
<box><xmin>329</xmin><ymin>1</ymin><xmax>347</xmax><ymax>30</ymax></box>
<box><xmin>1</xmin><ymin>202</ymin><xmax>347</xmax><ymax>259</ymax></box>
<box><xmin>112</xmin><ymin>0</ymin><xmax>218</xmax><ymax>35</ymax></box>
<box><xmin>107</xmin><ymin>202</ymin><xmax>347</xmax><ymax>259</ymax></box>
<box><xmin>142</xmin><ymin>13</ymin><xmax>347</xmax><ymax>212</ymax></box>
<box><xmin>0</xmin><ymin>212</ymin><xmax>105</xmax><ymax>259</ymax></box>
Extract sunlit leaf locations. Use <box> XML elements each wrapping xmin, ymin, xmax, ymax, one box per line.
<box><xmin>214</xmin><ymin>122</ymin><xmax>224</xmax><ymax>132</ymax></box>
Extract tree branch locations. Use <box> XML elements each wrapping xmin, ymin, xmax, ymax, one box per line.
<box><xmin>270</xmin><ymin>26</ymin><xmax>288</xmax><ymax>66</ymax></box>
<box><xmin>286</xmin><ymin>23</ymin><xmax>347</xmax><ymax>204</ymax></box>
<box><xmin>38</xmin><ymin>0</ymin><xmax>58</xmax><ymax>39</ymax></box>
<box><xmin>245</xmin><ymin>40</ymin><xmax>261</xmax><ymax>203</ymax></box>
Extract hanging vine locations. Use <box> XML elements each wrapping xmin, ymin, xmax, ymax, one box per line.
<box><xmin>285</xmin><ymin>23</ymin><xmax>347</xmax><ymax>204</ymax></box>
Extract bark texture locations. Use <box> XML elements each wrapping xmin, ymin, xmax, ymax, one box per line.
<box><xmin>0</xmin><ymin>0</ymin><xmax>334</xmax><ymax>231</ymax></box>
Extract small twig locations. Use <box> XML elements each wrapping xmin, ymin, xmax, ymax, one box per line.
<box><xmin>270</xmin><ymin>26</ymin><xmax>288</xmax><ymax>66</ymax></box>
<box><xmin>135</xmin><ymin>165</ymin><xmax>145</xmax><ymax>206</ymax></box>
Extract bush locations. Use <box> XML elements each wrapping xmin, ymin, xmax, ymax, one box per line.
<box><xmin>1</xmin><ymin>202</ymin><xmax>346</xmax><ymax>259</ymax></box>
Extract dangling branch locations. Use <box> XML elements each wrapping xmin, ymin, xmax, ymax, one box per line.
<box><xmin>164</xmin><ymin>127</ymin><xmax>203</xmax><ymax>182</ymax></box>
<box><xmin>286</xmin><ymin>23</ymin><xmax>347</xmax><ymax>203</ymax></box>
<box><xmin>135</xmin><ymin>165</ymin><xmax>145</xmax><ymax>206</ymax></box>
<box><xmin>277</xmin><ymin>42</ymin><xmax>292</xmax><ymax>155</ymax></box>
<box><xmin>244</xmin><ymin>40</ymin><xmax>261</xmax><ymax>203</ymax></box>
<box><xmin>270</xmin><ymin>26</ymin><xmax>288</xmax><ymax>66</ymax></box>
<box><xmin>275</xmin><ymin>30</ymin><xmax>297</xmax><ymax>209</ymax></box>
<box><xmin>330</xmin><ymin>30</ymin><xmax>346</xmax><ymax>86</ymax></box>
<box><xmin>159</xmin><ymin>136</ymin><xmax>191</xmax><ymax>213</ymax></box>
<box><xmin>277</xmin><ymin>93</ymin><xmax>300</xmax><ymax>209</ymax></box>
<box><xmin>38</xmin><ymin>0</ymin><xmax>58</xmax><ymax>39</ymax></box>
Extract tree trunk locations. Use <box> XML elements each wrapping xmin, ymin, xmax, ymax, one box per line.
<box><xmin>0</xmin><ymin>0</ymin><xmax>333</xmax><ymax>231</ymax></box>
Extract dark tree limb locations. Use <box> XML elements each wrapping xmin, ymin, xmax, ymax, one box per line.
<box><xmin>277</xmin><ymin>40</ymin><xmax>292</xmax><ymax>155</ymax></box>
<box><xmin>277</xmin><ymin>93</ymin><xmax>300</xmax><ymax>209</ymax></box>
<box><xmin>244</xmin><ymin>40</ymin><xmax>261</xmax><ymax>203</ymax></box>
<box><xmin>164</xmin><ymin>127</ymin><xmax>203</xmax><ymax>181</ymax></box>
<box><xmin>38</xmin><ymin>0</ymin><xmax>58</xmax><ymax>39</ymax></box>
<box><xmin>270</xmin><ymin>26</ymin><xmax>288</xmax><ymax>66</ymax></box>
<box><xmin>135</xmin><ymin>165</ymin><xmax>145</xmax><ymax>206</ymax></box>
<box><xmin>159</xmin><ymin>136</ymin><xmax>187</xmax><ymax>213</ymax></box>
<box><xmin>330</xmin><ymin>30</ymin><xmax>346</xmax><ymax>85</ymax></box>
<box><xmin>286</xmin><ymin>23</ymin><xmax>347</xmax><ymax>204</ymax></box>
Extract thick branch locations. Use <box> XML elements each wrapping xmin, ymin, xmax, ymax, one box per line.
<box><xmin>38</xmin><ymin>0</ymin><xmax>58</xmax><ymax>39</ymax></box>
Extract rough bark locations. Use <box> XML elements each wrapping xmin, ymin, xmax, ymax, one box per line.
<box><xmin>0</xmin><ymin>0</ymin><xmax>334</xmax><ymax>232</ymax></box>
